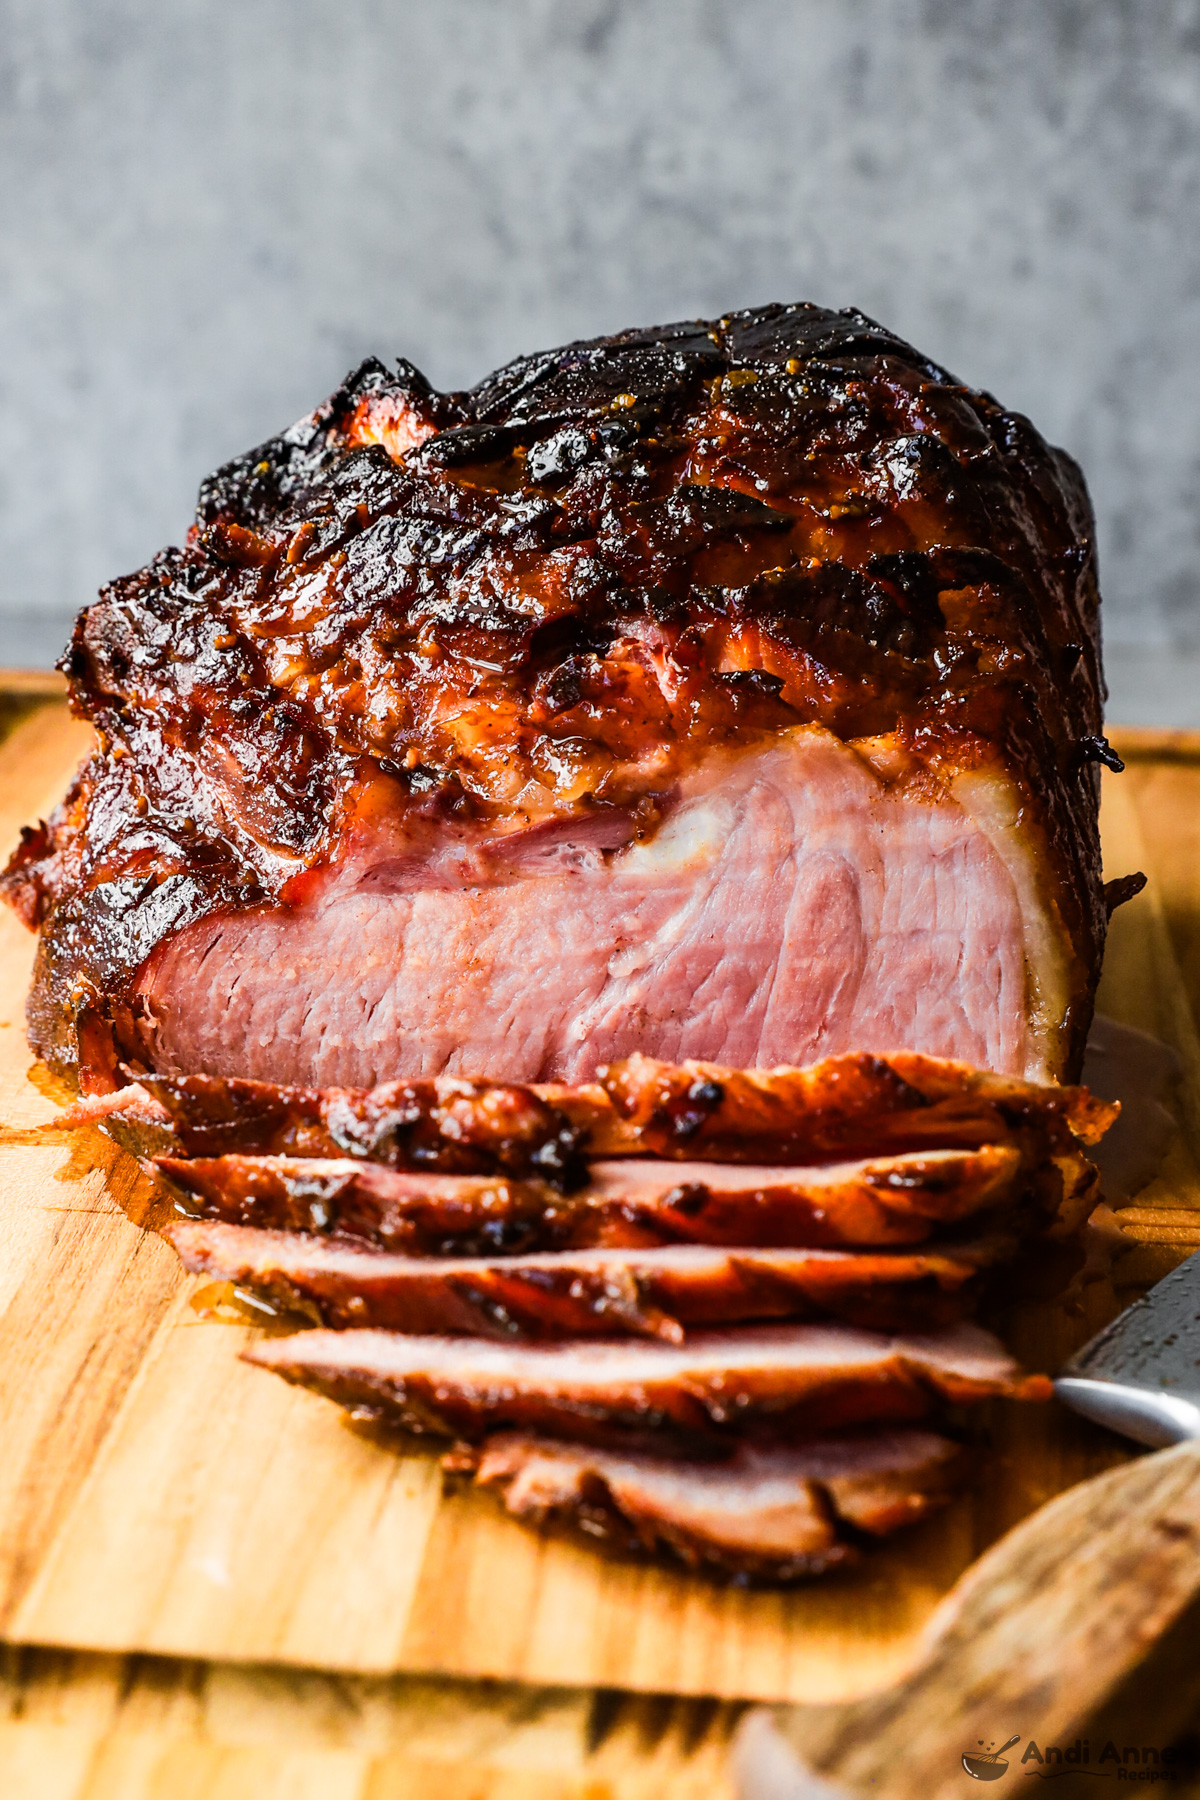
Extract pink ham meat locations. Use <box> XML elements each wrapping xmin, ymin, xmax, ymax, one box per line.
<box><xmin>140</xmin><ymin>734</ymin><xmax>1060</xmax><ymax>1086</ymax></box>
<box><xmin>466</xmin><ymin>1429</ymin><xmax>968</xmax><ymax>1578</ymax></box>
<box><xmin>244</xmin><ymin>1319</ymin><xmax>1051</xmax><ymax>1453</ymax></box>
<box><xmin>158</xmin><ymin>1144</ymin><xmax>1025</xmax><ymax>1253</ymax></box>
<box><xmin>167</xmin><ymin>1219</ymin><xmax>1005</xmax><ymax>1338</ymax></box>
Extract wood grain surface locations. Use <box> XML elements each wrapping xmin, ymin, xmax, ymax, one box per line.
<box><xmin>0</xmin><ymin>695</ymin><xmax>1195</xmax><ymax>1706</ymax></box>
<box><xmin>0</xmin><ymin>1646</ymin><xmax>743</xmax><ymax>1800</ymax></box>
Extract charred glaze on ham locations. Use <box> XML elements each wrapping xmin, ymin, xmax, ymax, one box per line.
<box><xmin>3</xmin><ymin>303</ymin><xmax>1112</xmax><ymax>1092</ymax></box>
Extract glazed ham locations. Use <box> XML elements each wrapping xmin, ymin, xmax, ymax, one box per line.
<box><xmin>3</xmin><ymin>303</ymin><xmax>1118</xmax><ymax>1094</ymax></box>
<box><xmin>168</xmin><ymin>1218</ymin><xmax>1004</xmax><ymax>1337</ymax></box>
<box><xmin>244</xmin><ymin>1319</ymin><xmax>1051</xmax><ymax>1453</ymax></box>
<box><xmin>465</xmin><ymin>1429</ymin><xmax>967</xmax><ymax>1577</ymax></box>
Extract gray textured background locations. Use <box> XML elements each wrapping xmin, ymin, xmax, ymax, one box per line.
<box><xmin>2</xmin><ymin>0</ymin><xmax>1199</xmax><ymax>719</ymax></box>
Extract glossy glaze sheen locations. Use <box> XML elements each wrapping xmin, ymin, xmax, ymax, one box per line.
<box><xmin>2</xmin><ymin>304</ymin><xmax>1107</xmax><ymax>1082</ymax></box>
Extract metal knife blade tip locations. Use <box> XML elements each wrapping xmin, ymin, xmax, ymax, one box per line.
<box><xmin>1055</xmin><ymin>1249</ymin><xmax>1200</xmax><ymax>1447</ymax></box>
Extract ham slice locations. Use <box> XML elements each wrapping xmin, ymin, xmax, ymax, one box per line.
<box><xmin>157</xmin><ymin>1144</ymin><xmax>1026</xmax><ymax>1253</ymax></box>
<box><xmin>244</xmin><ymin>1320</ymin><xmax>1051</xmax><ymax>1453</ymax></box>
<box><xmin>167</xmin><ymin>1219</ymin><xmax>1005</xmax><ymax>1338</ymax></box>
<box><xmin>58</xmin><ymin>1049</ymin><xmax>1111</xmax><ymax>1175</ymax></box>
<box><xmin>465</xmin><ymin>1429</ymin><xmax>968</xmax><ymax>1577</ymax></box>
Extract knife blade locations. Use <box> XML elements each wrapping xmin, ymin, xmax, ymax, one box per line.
<box><xmin>1054</xmin><ymin>1248</ymin><xmax>1200</xmax><ymax>1446</ymax></box>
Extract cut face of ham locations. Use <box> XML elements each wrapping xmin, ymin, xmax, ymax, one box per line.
<box><xmin>137</xmin><ymin>734</ymin><xmax>1057</xmax><ymax>1086</ymax></box>
<box><xmin>157</xmin><ymin>1144</ymin><xmax>1026</xmax><ymax>1253</ymax></box>
<box><xmin>244</xmin><ymin>1319</ymin><xmax>1051</xmax><ymax>1453</ymax></box>
<box><xmin>466</xmin><ymin>1429</ymin><xmax>968</xmax><ymax>1578</ymax></box>
<box><xmin>167</xmin><ymin>1219</ymin><xmax>1007</xmax><ymax>1338</ymax></box>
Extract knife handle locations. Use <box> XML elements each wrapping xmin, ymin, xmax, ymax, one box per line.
<box><xmin>734</xmin><ymin>1438</ymin><xmax>1200</xmax><ymax>1800</ymax></box>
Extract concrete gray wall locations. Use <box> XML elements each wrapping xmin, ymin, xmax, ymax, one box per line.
<box><xmin>3</xmin><ymin>0</ymin><xmax>1199</xmax><ymax>682</ymax></box>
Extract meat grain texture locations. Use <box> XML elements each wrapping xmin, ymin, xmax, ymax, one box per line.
<box><xmin>3</xmin><ymin>303</ymin><xmax>1110</xmax><ymax>1095</ymax></box>
<box><xmin>8</xmin><ymin>303</ymin><xmax>1123</xmax><ymax>1580</ymax></box>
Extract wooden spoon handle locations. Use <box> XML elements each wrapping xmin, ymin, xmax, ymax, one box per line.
<box><xmin>734</xmin><ymin>1438</ymin><xmax>1200</xmax><ymax>1800</ymax></box>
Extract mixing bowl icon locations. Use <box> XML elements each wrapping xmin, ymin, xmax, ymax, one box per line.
<box><xmin>963</xmin><ymin>1736</ymin><xmax>1021</xmax><ymax>1779</ymax></box>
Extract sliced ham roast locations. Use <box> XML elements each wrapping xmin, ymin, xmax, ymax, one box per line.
<box><xmin>244</xmin><ymin>1319</ymin><xmax>1051</xmax><ymax>1453</ymax></box>
<box><xmin>2</xmin><ymin>300</ymin><xmax>1123</xmax><ymax>1586</ymax></box>
<box><xmin>464</xmin><ymin>1429</ymin><xmax>968</xmax><ymax>1577</ymax></box>
<box><xmin>157</xmin><ymin>1144</ymin><xmax>1026</xmax><ymax>1253</ymax></box>
<box><xmin>2</xmin><ymin>303</ymin><xmax>1119</xmax><ymax>1095</ymax></box>
<box><xmin>167</xmin><ymin>1218</ymin><xmax>1004</xmax><ymax>1337</ymax></box>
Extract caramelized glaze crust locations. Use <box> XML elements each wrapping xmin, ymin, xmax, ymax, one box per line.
<box><xmin>3</xmin><ymin>304</ymin><xmax>1107</xmax><ymax>1082</ymax></box>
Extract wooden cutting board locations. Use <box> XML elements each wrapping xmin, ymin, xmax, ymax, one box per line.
<box><xmin>0</xmin><ymin>682</ymin><xmax>1196</xmax><ymax>1705</ymax></box>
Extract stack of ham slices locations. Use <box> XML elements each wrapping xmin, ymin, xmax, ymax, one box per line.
<box><xmin>65</xmin><ymin>1048</ymin><xmax>1113</xmax><ymax>1579</ymax></box>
